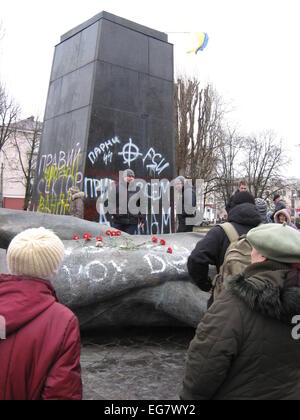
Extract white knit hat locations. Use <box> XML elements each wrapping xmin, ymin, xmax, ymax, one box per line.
<box><xmin>7</xmin><ymin>227</ymin><xmax>65</xmax><ymax>279</ymax></box>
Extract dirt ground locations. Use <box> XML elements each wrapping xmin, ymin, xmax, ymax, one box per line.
<box><xmin>80</xmin><ymin>327</ymin><xmax>195</xmax><ymax>400</ymax></box>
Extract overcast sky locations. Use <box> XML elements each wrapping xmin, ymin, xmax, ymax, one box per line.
<box><xmin>0</xmin><ymin>0</ymin><xmax>299</xmax><ymax>176</ymax></box>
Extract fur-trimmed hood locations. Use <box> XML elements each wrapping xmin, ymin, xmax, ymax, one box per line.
<box><xmin>274</xmin><ymin>208</ymin><xmax>291</xmax><ymax>224</ymax></box>
<box><xmin>224</xmin><ymin>261</ymin><xmax>300</xmax><ymax>324</ymax></box>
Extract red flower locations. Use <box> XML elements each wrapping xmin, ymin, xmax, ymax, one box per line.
<box><xmin>152</xmin><ymin>236</ymin><xmax>158</xmax><ymax>243</ymax></box>
<box><xmin>106</xmin><ymin>230</ymin><xmax>112</xmax><ymax>236</ymax></box>
<box><xmin>83</xmin><ymin>233</ymin><xmax>92</xmax><ymax>241</ymax></box>
<box><xmin>73</xmin><ymin>235</ymin><xmax>80</xmax><ymax>241</ymax></box>
<box><xmin>167</xmin><ymin>247</ymin><xmax>173</xmax><ymax>254</ymax></box>
<box><xmin>160</xmin><ymin>239</ymin><xmax>166</xmax><ymax>246</ymax></box>
<box><xmin>109</xmin><ymin>230</ymin><xmax>122</xmax><ymax>237</ymax></box>
<box><xmin>96</xmin><ymin>236</ymin><xmax>103</xmax><ymax>242</ymax></box>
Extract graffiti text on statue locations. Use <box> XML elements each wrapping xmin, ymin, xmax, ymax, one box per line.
<box><xmin>143</xmin><ymin>148</ymin><xmax>170</xmax><ymax>176</ymax></box>
<box><xmin>36</xmin><ymin>143</ymin><xmax>83</xmax><ymax>216</ymax></box>
<box><xmin>118</xmin><ymin>138</ymin><xmax>170</xmax><ymax>176</ymax></box>
<box><xmin>88</xmin><ymin>137</ymin><xmax>121</xmax><ymax>166</ymax></box>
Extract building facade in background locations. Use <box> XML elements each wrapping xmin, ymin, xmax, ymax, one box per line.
<box><xmin>279</xmin><ymin>182</ymin><xmax>300</xmax><ymax>219</ymax></box>
<box><xmin>0</xmin><ymin>116</ymin><xmax>42</xmax><ymax>210</ymax></box>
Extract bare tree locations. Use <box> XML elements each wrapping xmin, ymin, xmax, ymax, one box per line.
<box><xmin>216</xmin><ymin>128</ymin><xmax>244</xmax><ymax>205</ymax></box>
<box><xmin>12</xmin><ymin>117</ymin><xmax>41</xmax><ymax>210</ymax></box>
<box><xmin>174</xmin><ymin>75</ymin><xmax>293</xmax><ymax>219</ymax></box>
<box><xmin>0</xmin><ymin>83</ymin><xmax>20</xmax><ymax>152</ymax></box>
<box><xmin>175</xmin><ymin>76</ymin><xmax>227</xmax><ymax>209</ymax></box>
<box><xmin>175</xmin><ymin>77</ymin><xmax>199</xmax><ymax>176</ymax></box>
<box><xmin>242</xmin><ymin>131</ymin><xmax>290</xmax><ymax>198</ymax></box>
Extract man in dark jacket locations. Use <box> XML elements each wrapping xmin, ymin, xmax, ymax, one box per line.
<box><xmin>0</xmin><ymin>227</ymin><xmax>82</xmax><ymax>400</ymax></box>
<box><xmin>181</xmin><ymin>223</ymin><xmax>300</xmax><ymax>400</ymax></box>
<box><xmin>175</xmin><ymin>176</ymin><xmax>197</xmax><ymax>233</ymax></box>
<box><xmin>188</xmin><ymin>191</ymin><xmax>261</xmax><ymax>291</ymax></box>
<box><xmin>111</xmin><ymin>170</ymin><xmax>145</xmax><ymax>235</ymax></box>
<box><xmin>225</xmin><ymin>180</ymin><xmax>248</xmax><ymax>213</ymax></box>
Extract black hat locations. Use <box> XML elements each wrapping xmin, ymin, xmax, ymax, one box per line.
<box><xmin>232</xmin><ymin>191</ymin><xmax>255</xmax><ymax>207</ymax></box>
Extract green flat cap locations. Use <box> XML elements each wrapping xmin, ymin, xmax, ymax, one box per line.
<box><xmin>247</xmin><ymin>223</ymin><xmax>300</xmax><ymax>263</ymax></box>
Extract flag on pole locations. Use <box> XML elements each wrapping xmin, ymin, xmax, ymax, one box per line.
<box><xmin>186</xmin><ymin>32</ymin><xmax>209</xmax><ymax>54</ymax></box>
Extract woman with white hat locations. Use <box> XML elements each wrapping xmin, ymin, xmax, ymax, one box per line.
<box><xmin>0</xmin><ymin>227</ymin><xmax>82</xmax><ymax>400</ymax></box>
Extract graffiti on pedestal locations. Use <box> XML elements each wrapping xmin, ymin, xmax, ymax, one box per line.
<box><xmin>88</xmin><ymin>136</ymin><xmax>121</xmax><ymax>167</ymax></box>
<box><xmin>35</xmin><ymin>135</ymin><xmax>173</xmax><ymax>233</ymax></box>
<box><xmin>36</xmin><ymin>143</ymin><xmax>83</xmax><ymax>215</ymax></box>
<box><xmin>118</xmin><ymin>138</ymin><xmax>170</xmax><ymax>176</ymax></box>
<box><xmin>85</xmin><ymin>136</ymin><xmax>173</xmax><ymax>233</ymax></box>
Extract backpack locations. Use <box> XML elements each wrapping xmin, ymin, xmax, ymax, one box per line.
<box><xmin>212</xmin><ymin>223</ymin><xmax>252</xmax><ymax>301</ymax></box>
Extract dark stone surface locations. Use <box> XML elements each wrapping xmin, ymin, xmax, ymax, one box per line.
<box><xmin>51</xmin><ymin>31</ymin><xmax>82</xmax><ymax>81</ymax></box>
<box><xmin>61</xmin><ymin>11</ymin><xmax>168</xmax><ymax>44</ymax></box>
<box><xmin>0</xmin><ymin>209</ymin><xmax>111</xmax><ymax>243</ymax></box>
<box><xmin>45</xmin><ymin>63</ymin><xmax>94</xmax><ymax>120</ymax></box>
<box><xmin>149</xmin><ymin>38</ymin><xmax>174</xmax><ymax>81</ymax></box>
<box><xmin>98</xmin><ymin>19</ymin><xmax>149</xmax><ymax>74</ymax></box>
<box><xmin>32</xmin><ymin>12</ymin><xmax>174</xmax><ymax>235</ymax></box>
<box><xmin>0</xmin><ymin>210</ymin><xmax>211</xmax><ymax>330</ymax></box>
<box><xmin>81</xmin><ymin>328</ymin><xmax>194</xmax><ymax>400</ymax></box>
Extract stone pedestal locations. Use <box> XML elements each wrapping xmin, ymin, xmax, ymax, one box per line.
<box><xmin>33</xmin><ymin>12</ymin><xmax>175</xmax><ymax>234</ymax></box>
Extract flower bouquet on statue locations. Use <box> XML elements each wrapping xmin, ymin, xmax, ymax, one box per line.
<box><xmin>106</xmin><ymin>229</ymin><xmax>122</xmax><ymax>237</ymax></box>
<box><xmin>71</xmin><ymin>232</ymin><xmax>174</xmax><ymax>254</ymax></box>
<box><xmin>151</xmin><ymin>237</ymin><xmax>174</xmax><ymax>254</ymax></box>
<box><xmin>83</xmin><ymin>232</ymin><xmax>92</xmax><ymax>242</ymax></box>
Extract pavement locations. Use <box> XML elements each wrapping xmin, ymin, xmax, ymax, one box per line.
<box><xmin>80</xmin><ymin>327</ymin><xmax>195</xmax><ymax>400</ymax></box>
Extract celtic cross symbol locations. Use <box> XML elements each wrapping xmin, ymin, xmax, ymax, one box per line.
<box><xmin>118</xmin><ymin>138</ymin><xmax>142</xmax><ymax>168</ymax></box>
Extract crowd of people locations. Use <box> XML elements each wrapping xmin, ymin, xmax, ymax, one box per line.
<box><xmin>175</xmin><ymin>178</ymin><xmax>299</xmax><ymax>236</ymax></box>
<box><xmin>0</xmin><ymin>179</ymin><xmax>300</xmax><ymax>400</ymax></box>
<box><xmin>183</xmin><ymin>181</ymin><xmax>300</xmax><ymax>400</ymax></box>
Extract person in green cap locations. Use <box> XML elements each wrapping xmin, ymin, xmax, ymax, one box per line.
<box><xmin>181</xmin><ymin>223</ymin><xmax>300</xmax><ymax>400</ymax></box>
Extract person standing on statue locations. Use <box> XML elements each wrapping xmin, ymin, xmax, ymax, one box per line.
<box><xmin>68</xmin><ymin>186</ymin><xmax>85</xmax><ymax>219</ymax></box>
<box><xmin>112</xmin><ymin>170</ymin><xmax>145</xmax><ymax>235</ymax></box>
<box><xmin>175</xmin><ymin>176</ymin><xmax>197</xmax><ymax>233</ymax></box>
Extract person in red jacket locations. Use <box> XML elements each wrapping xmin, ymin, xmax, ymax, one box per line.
<box><xmin>0</xmin><ymin>227</ymin><xmax>82</xmax><ymax>400</ymax></box>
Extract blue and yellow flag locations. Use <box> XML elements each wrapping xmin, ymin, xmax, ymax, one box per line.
<box><xmin>187</xmin><ymin>32</ymin><xmax>209</xmax><ymax>54</ymax></box>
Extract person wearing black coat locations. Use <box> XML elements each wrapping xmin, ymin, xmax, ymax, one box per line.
<box><xmin>225</xmin><ymin>181</ymin><xmax>248</xmax><ymax>214</ymax></box>
<box><xmin>187</xmin><ymin>192</ymin><xmax>261</xmax><ymax>291</ymax></box>
<box><xmin>111</xmin><ymin>170</ymin><xmax>145</xmax><ymax>235</ymax></box>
